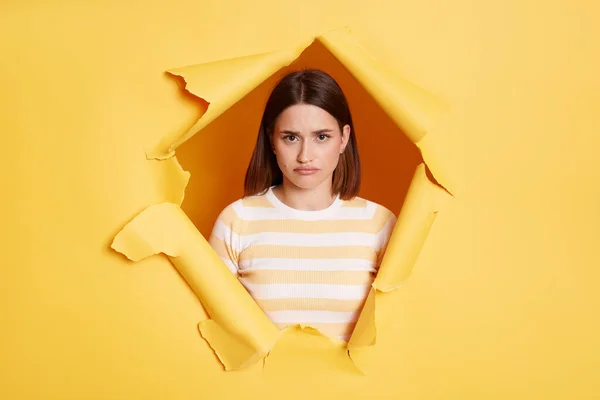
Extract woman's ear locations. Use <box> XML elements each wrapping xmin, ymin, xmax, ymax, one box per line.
<box><xmin>341</xmin><ymin>124</ymin><xmax>351</xmax><ymax>153</ymax></box>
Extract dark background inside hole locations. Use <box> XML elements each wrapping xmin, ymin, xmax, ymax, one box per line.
<box><xmin>175</xmin><ymin>40</ymin><xmax>423</xmax><ymax>238</ymax></box>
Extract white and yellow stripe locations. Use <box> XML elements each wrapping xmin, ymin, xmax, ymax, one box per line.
<box><xmin>208</xmin><ymin>186</ymin><xmax>396</xmax><ymax>341</ymax></box>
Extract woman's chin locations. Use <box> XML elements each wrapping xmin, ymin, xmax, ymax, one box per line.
<box><xmin>287</xmin><ymin>176</ymin><xmax>328</xmax><ymax>191</ymax></box>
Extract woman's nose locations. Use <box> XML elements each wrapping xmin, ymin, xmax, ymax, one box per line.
<box><xmin>297</xmin><ymin>142</ymin><xmax>313</xmax><ymax>163</ymax></box>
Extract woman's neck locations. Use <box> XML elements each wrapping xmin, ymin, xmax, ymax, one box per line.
<box><xmin>272</xmin><ymin>180</ymin><xmax>336</xmax><ymax>211</ymax></box>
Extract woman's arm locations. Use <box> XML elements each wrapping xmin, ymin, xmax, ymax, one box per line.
<box><xmin>208</xmin><ymin>204</ymin><xmax>241</xmax><ymax>276</ymax></box>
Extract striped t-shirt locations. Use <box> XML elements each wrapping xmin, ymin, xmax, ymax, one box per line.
<box><xmin>208</xmin><ymin>186</ymin><xmax>397</xmax><ymax>341</ymax></box>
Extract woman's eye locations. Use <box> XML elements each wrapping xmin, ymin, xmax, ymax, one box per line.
<box><xmin>284</xmin><ymin>135</ymin><xmax>297</xmax><ymax>142</ymax></box>
<box><xmin>317</xmin><ymin>134</ymin><xmax>329</xmax><ymax>141</ymax></box>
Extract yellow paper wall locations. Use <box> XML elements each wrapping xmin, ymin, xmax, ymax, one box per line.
<box><xmin>1</xmin><ymin>1</ymin><xmax>599</xmax><ymax>399</ymax></box>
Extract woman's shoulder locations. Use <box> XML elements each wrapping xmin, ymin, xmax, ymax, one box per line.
<box><xmin>341</xmin><ymin>195</ymin><xmax>396</xmax><ymax>219</ymax></box>
<box><xmin>345</xmin><ymin>197</ymin><xmax>397</xmax><ymax>238</ymax></box>
<box><xmin>215</xmin><ymin>190</ymin><xmax>272</xmax><ymax>221</ymax></box>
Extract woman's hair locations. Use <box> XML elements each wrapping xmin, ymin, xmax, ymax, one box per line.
<box><xmin>244</xmin><ymin>69</ymin><xmax>361</xmax><ymax>199</ymax></box>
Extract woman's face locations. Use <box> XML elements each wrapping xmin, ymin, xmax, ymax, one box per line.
<box><xmin>271</xmin><ymin>104</ymin><xmax>350</xmax><ymax>192</ymax></box>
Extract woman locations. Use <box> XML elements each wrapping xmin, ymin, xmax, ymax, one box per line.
<box><xmin>209</xmin><ymin>69</ymin><xmax>397</xmax><ymax>342</ymax></box>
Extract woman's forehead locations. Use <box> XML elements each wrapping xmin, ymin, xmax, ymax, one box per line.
<box><xmin>275</xmin><ymin>104</ymin><xmax>338</xmax><ymax>131</ymax></box>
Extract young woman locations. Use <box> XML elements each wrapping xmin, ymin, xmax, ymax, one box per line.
<box><xmin>209</xmin><ymin>69</ymin><xmax>397</xmax><ymax>342</ymax></box>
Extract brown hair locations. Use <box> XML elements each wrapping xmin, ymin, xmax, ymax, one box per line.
<box><xmin>244</xmin><ymin>69</ymin><xmax>361</xmax><ymax>199</ymax></box>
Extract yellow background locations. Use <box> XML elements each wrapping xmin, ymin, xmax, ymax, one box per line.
<box><xmin>1</xmin><ymin>0</ymin><xmax>599</xmax><ymax>399</ymax></box>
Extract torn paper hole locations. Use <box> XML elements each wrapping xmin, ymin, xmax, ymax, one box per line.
<box><xmin>111</xmin><ymin>26</ymin><xmax>453</xmax><ymax>372</ymax></box>
<box><xmin>111</xmin><ymin>203</ymin><xmax>281</xmax><ymax>371</ymax></box>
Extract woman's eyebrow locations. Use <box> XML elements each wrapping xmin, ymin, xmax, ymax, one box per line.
<box><xmin>279</xmin><ymin>129</ymin><xmax>333</xmax><ymax>134</ymax></box>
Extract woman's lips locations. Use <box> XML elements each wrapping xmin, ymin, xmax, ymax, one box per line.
<box><xmin>294</xmin><ymin>167</ymin><xmax>319</xmax><ymax>175</ymax></box>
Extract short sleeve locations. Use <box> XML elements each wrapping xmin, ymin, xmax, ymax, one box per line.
<box><xmin>374</xmin><ymin>209</ymin><xmax>397</xmax><ymax>269</ymax></box>
<box><xmin>208</xmin><ymin>203</ymin><xmax>242</xmax><ymax>276</ymax></box>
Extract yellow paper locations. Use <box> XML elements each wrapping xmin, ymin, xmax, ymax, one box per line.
<box><xmin>347</xmin><ymin>163</ymin><xmax>448</xmax><ymax>350</ymax></box>
<box><xmin>5</xmin><ymin>1</ymin><xmax>599</xmax><ymax>397</ymax></box>
<box><xmin>111</xmin><ymin>27</ymin><xmax>452</xmax><ymax>371</ymax></box>
<box><xmin>111</xmin><ymin>203</ymin><xmax>280</xmax><ymax>370</ymax></box>
<box><xmin>147</xmin><ymin>45</ymin><xmax>309</xmax><ymax>160</ymax></box>
<box><xmin>318</xmin><ymin>29</ymin><xmax>446</xmax><ymax>145</ymax></box>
